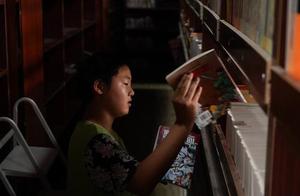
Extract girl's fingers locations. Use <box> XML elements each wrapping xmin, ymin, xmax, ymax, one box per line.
<box><xmin>192</xmin><ymin>85</ymin><xmax>203</xmax><ymax>103</ymax></box>
<box><xmin>175</xmin><ymin>73</ymin><xmax>193</xmax><ymax>97</ymax></box>
<box><xmin>185</xmin><ymin>77</ymin><xmax>200</xmax><ymax>101</ymax></box>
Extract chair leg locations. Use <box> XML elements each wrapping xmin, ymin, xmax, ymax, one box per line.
<box><xmin>0</xmin><ymin>170</ymin><xmax>16</xmax><ymax>196</ymax></box>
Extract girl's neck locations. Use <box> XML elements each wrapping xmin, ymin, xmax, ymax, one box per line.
<box><xmin>83</xmin><ymin>104</ymin><xmax>114</xmax><ymax>132</ymax></box>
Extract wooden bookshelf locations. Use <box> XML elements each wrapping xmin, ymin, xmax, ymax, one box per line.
<box><xmin>177</xmin><ymin>1</ymin><xmax>295</xmax><ymax>196</ymax></box>
<box><xmin>180</xmin><ymin>0</ymin><xmax>300</xmax><ymax>196</ymax></box>
<box><xmin>7</xmin><ymin>0</ymin><xmax>110</xmax><ymax>144</ymax></box>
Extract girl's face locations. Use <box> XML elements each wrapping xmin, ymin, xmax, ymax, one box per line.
<box><xmin>102</xmin><ymin>65</ymin><xmax>134</xmax><ymax>118</ymax></box>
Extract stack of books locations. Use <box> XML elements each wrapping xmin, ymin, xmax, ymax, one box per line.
<box><xmin>226</xmin><ymin>102</ymin><xmax>268</xmax><ymax>196</ymax></box>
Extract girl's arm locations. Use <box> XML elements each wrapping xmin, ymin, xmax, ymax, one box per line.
<box><xmin>128</xmin><ymin>73</ymin><xmax>202</xmax><ymax>195</ymax></box>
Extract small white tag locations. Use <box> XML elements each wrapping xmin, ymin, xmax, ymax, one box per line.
<box><xmin>195</xmin><ymin>110</ymin><xmax>213</xmax><ymax>129</ymax></box>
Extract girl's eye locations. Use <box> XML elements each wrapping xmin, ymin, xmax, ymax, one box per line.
<box><xmin>124</xmin><ymin>82</ymin><xmax>129</xmax><ymax>85</ymax></box>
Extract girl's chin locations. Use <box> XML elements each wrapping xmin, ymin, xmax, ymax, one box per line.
<box><xmin>116</xmin><ymin>110</ymin><xmax>129</xmax><ymax>117</ymax></box>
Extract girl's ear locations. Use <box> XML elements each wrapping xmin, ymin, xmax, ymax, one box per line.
<box><xmin>93</xmin><ymin>80</ymin><xmax>105</xmax><ymax>95</ymax></box>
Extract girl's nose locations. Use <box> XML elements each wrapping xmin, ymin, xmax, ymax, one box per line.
<box><xmin>129</xmin><ymin>87</ymin><xmax>134</xmax><ymax>96</ymax></box>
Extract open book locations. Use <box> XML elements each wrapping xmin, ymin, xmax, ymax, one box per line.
<box><xmin>153</xmin><ymin>126</ymin><xmax>200</xmax><ymax>189</ymax></box>
<box><xmin>165</xmin><ymin>49</ymin><xmax>222</xmax><ymax>87</ymax></box>
<box><xmin>166</xmin><ymin>49</ymin><xmax>225</xmax><ymax>106</ymax></box>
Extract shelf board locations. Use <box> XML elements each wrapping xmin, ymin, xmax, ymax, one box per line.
<box><xmin>44</xmin><ymin>38</ymin><xmax>63</xmax><ymax>52</ymax></box>
<box><xmin>63</xmin><ymin>27</ymin><xmax>81</xmax><ymax>40</ymax></box>
<box><xmin>45</xmin><ymin>82</ymin><xmax>66</xmax><ymax>106</ymax></box>
<box><xmin>200</xmin><ymin>125</ymin><xmax>230</xmax><ymax>196</ymax></box>
<box><xmin>203</xmin><ymin>5</ymin><xmax>220</xmax><ymax>40</ymax></box>
<box><xmin>83</xmin><ymin>20</ymin><xmax>96</xmax><ymax>30</ymax></box>
<box><xmin>0</xmin><ymin>68</ymin><xmax>7</xmax><ymax>78</ymax></box>
<box><xmin>125</xmin><ymin>7</ymin><xmax>179</xmax><ymax>16</ymax></box>
<box><xmin>217</xmin><ymin>52</ymin><xmax>248</xmax><ymax>103</ymax></box>
<box><xmin>125</xmin><ymin>28</ymin><xmax>178</xmax><ymax>36</ymax></box>
<box><xmin>185</xmin><ymin>0</ymin><xmax>202</xmax><ymax>18</ymax></box>
<box><xmin>178</xmin><ymin>22</ymin><xmax>189</xmax><ymax>61</ymax></box>
<box><xmin>271</xmin><ymin>66</ymin><xmax>300</xmax><ymax>132</ymax></box>
<box><xmin>64</xmin><ymin>63</ymin><xmax>77</xmax><ymax>82</ymax></box>
<box><xmin>126</xmin><ymin>7</ymin><xmax>178</xmax><ymax>12</ymax></box>
<box><xmin>213</xmin><ymin>124</ymin><xmax>245</xmax><ymax>196</ymax></box>
<box><xmin>219</xmin><ymin>20</ymin><xmax>272</xmax><ymax>109</ymax></box>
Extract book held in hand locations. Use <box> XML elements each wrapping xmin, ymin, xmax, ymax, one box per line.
<box><xmin>165</xmin><ymin>49</ymin><xmax>222</xmax><ymax>87</ymax></box>
<box><xmin>153</xmin><ymin>125</ymin><xmax>200</xmax><ymax>189</ymax></box>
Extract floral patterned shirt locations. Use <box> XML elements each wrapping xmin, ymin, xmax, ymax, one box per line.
<box><xmin>84</xmin><ymin>133</ymin><xmax>139</xmax><ymax>194</ymax></box>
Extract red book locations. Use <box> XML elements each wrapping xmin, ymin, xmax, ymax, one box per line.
<box><xmin>165</xmin><ymin>49</ymin><xmax>222</xmax><ymax>88</ymax></box>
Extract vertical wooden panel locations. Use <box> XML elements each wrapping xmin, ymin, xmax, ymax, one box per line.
<box><xmin>5</xmin><ymin>0</ymin><xmax>19</xmax><ymax>110</ymax></box>
<box><xmin>20</xmin><ymin>0</ymin><xmax>46</xmax><ymax>145</ymax></box>
<box><xmin>267</xmin><ymin>118</ymin><xmax>300</xmax><ymax>196</ymax></box>
<box><xmin>20</xmin><ymin>0</ymin><xmax>44</xmax><ymax>103</ymax></box>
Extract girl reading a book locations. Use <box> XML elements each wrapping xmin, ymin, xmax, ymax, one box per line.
<box><xmin>67</xmin><ymin>53</ymin><xmax>202</xmax><ymax>196</ymax></box>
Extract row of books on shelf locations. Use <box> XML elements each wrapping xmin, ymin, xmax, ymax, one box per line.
<box><xmin>126</xmin><ymin>0</ymin><xmax>155</xmax><ymax>8</ymax></box>
<box><xmin>185</xmin><ymin>0</ymin><xmax>274</xmax><ymax>54</ymax></box>
<box><xmin>226</xmin><ymin>102</ymin><xmax>268</xmax><ymax>196</ymax></box>
<box><xmin>125</xmin><ymin>16</ymin><xmax>154</xmax><ymax>29</ymax></box>
<box><xmin>231</xmin><ymin>0</ymin><xmax>274</xmax><ymax>54</ymax></box>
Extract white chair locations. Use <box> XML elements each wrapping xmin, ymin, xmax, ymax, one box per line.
<box><xmin>0</xmin><ymin>97</ymin><xmax>66</xmax><ymax>196</ymax></box>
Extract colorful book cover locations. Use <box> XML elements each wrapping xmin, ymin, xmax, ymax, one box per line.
<box><xmin>153</xmin><ymin>125</ymin><xmax>201</xmax><ymax>189</ymax></box>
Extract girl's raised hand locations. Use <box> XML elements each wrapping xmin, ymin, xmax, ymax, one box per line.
<box><xmin>172</xmin><ymin>73</ymin><xmax>202</xmax><ymax>132</ymax></box>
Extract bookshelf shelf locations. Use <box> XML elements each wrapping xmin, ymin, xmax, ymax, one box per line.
<box><xmin>217</xmin><ymin>51</ymin><xmax>248</xmax><ymax>103</ymax></box>
<box><xmin>200</xmin><ymin>125</ymin><xmax>229</xmax><ymax>196</ymax></box>
<box><xmin>83</xmin><ymin>20</ymin><xmax>96</xmax><ymax>30</ymax></box>
<box><xmin>126</xmin><ymin>7</ymin><xmax>178</xmax><ymax>13</ymax></box>
<box><xmin>178</xmin><ymin>22</ymin><xmax>189</xmax><ymax>61</ymax></box>
<box><xmin>185</xmin><ymin>0</ymin><xmax>202</xmax><ymax>18</ymax></box>
<box><xmin>203</xmin><ymin>5</ymin><xmax>219</xmax><ymax>40</ymax></box>
<box><xmin>64</xmin><ymin>34</ymin><xmax>83</xmax><ymax>68</ymax></box>
<box><xmin>43</xmin><ymin>38</ymin><xmax>63</xmax><ymax>52</ymax></box>
<box><xmin>213</xmin><ymin>124</ymin><xmax>245</xmax><ymax>196</ymax></box>
<box><xmin>219</xmin><ymin>20</ymin><xmax>272</xmax><ymax>109</ymax></box>
<box><xmin>63</xmin><ymin>27</ymin><xmax>81</xmax><ymax>40</ymax></box>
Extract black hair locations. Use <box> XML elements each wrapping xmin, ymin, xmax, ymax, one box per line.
<box><xmin>77</xmin><ymin>52</ymin><xmax>130</xmax><ymax>104</ymax></box>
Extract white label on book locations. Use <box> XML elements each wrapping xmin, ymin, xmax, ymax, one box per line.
<box><xmin>195</xmin><ymin>110</ymin><xmax>213</xmax><ymax>129</ymax></box>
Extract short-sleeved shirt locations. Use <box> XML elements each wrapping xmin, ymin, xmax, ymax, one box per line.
<box><xmin>85</xmin><ymin>132</ymin><xmax>139</xmax><ymax>193</ymax></box>
<box><xmin>67</xmin><ymin>121</ymin><xmax>138</xmax><ymax>196</ymax></box>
